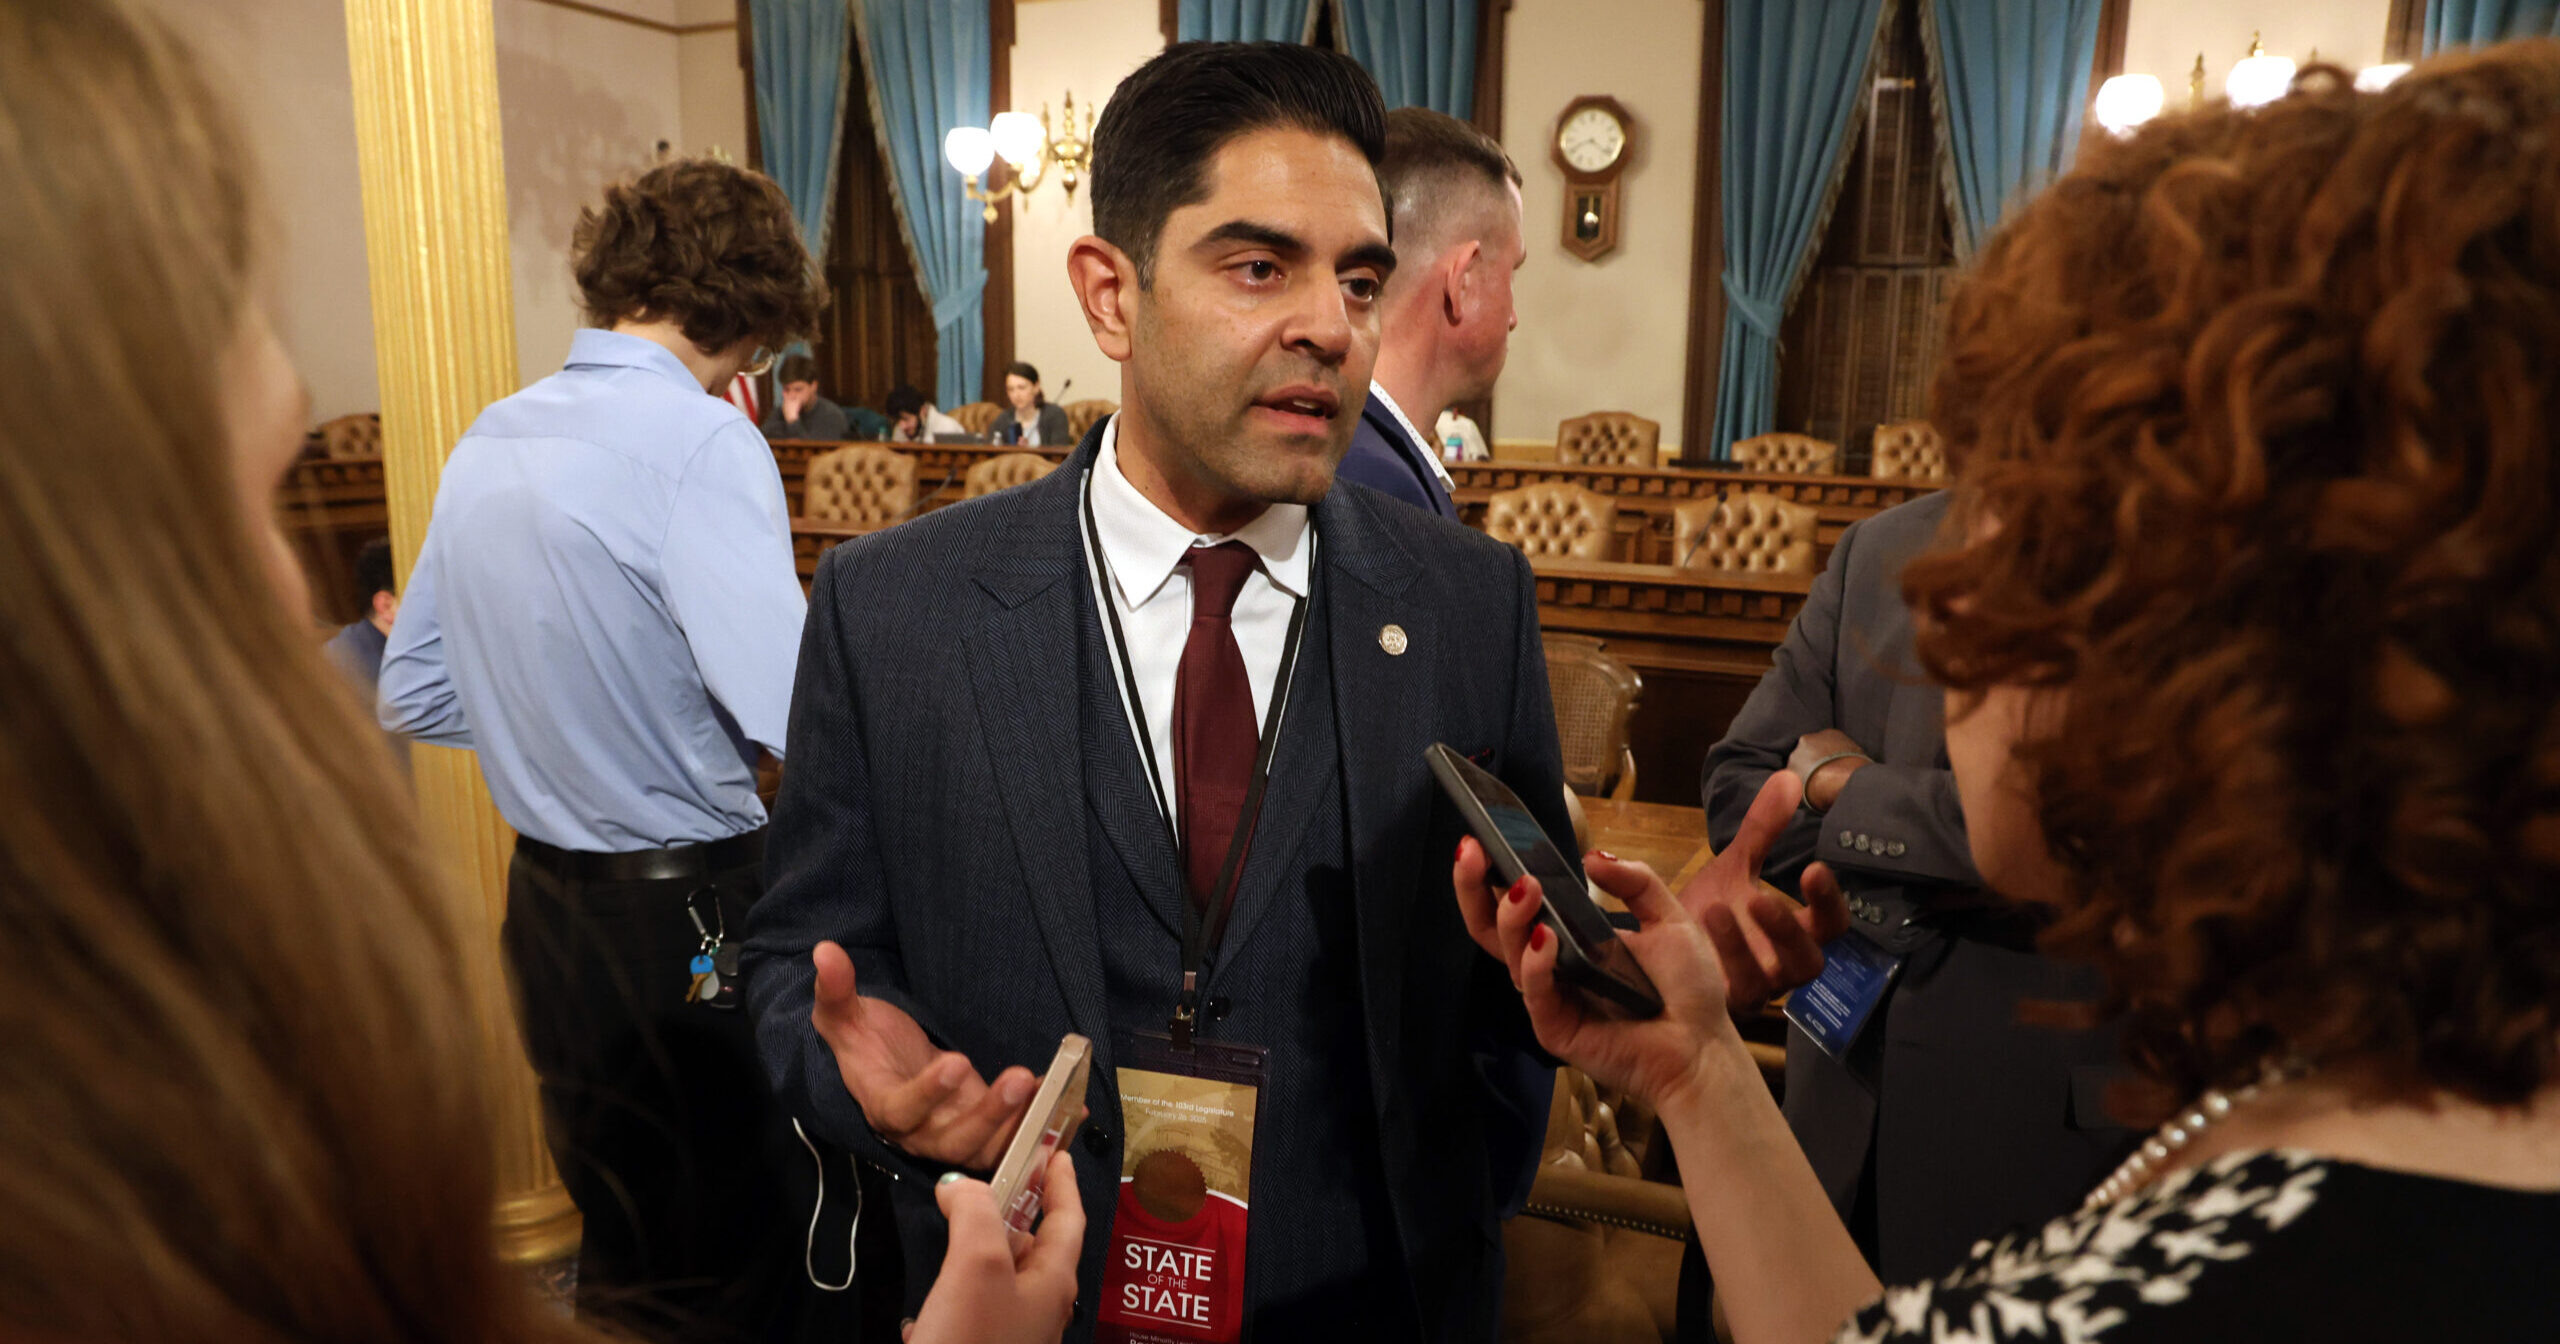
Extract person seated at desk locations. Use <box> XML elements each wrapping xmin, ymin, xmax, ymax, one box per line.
<box><xmin>322</xmin><ymin>535</ymin><xmax>398</xmax><ymax>695</ymax></box>
<box><xmin>884</xmin><ymin>383</ymin><xmax>967</xmax><ymax>442</ymax></box>
<box><xmin>990</xmin><ymin>360</ymin><xmax>1070</xmax><ymax>447</ymax></box>
<box><xmin>759</xmin><ymin>353</ymin><xmax>850</xmax><ymax>441</ymax></box>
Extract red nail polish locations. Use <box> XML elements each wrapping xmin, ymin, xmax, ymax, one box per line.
<box><xmin>1591</xmin><ymin>849</ymin><xmax>1618</xmax><ymax>862</ymax></box>
<box><xmin>1529</xmin><ymin>923</ymin><xmax>1549</xmax><ymax>951</ymax></box>
<box><xmin>1505</xmin><ymin>877</ymin><xmax>1530</xmax><ymax>904</ymax></box>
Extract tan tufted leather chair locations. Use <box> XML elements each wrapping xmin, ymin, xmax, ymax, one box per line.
<box><xmin>1671</xmin><ymin>491</ymin><xmax>1818</xmax><ymax>577</ymax></box>
<box><xmin>1063</xmin><ymin>398</ymin><xmax>1117</xmax><ymax>441</ymax></box>
<box><xmin>1484</xmin><ymin>482</ymin><xmax>1618</xmax><ymax>561</ymax></box>
<box><xmin>1500</xmin><ymin>1066</ymin><xmax>1686</xmax><ymax>1344</ymax></box>
<box><xmin>963</xmin><ymin>451</ymin><xmax>1058</xmax><ymax>498</ymax></box>
<box><xmin>1729</xmin><ymin>431</ymin><xmax>1839</xmax><ymax>475</ymax></box>
<box><xmin>1543</xmin><ymin>634</ymin><xmax>1642</xmax><ymax>801</ymax></box>
<box><xmin>949</xmin><ymin>400</ymin><xmax>1003</xmax><ymax>437</ymax></box>
<box><xmin>803</xmin><ymin>445</ymin><xmax>917</xmax><ymax>526</ymax></box>
<box><xmin>317</xmin><ymin>412</ymin><xmax>382</xmax><ymax>459</ymax></box>
<box><xmin>1556</xmin><ymin>412</ymin><xmax>1661</xmax><ymax>467</ymax></box>
<box><xmin>1869</xmin><ymin>419</ymin><xmax>1948</xmax><ymax>483</ymax></box>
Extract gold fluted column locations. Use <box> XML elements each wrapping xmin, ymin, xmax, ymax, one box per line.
<box><xmin>344</xmin><ymin>0</ymin><xmax>580</xmax><ymax>1265</ymax></box>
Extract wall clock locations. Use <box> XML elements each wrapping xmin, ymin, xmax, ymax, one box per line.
<box><xmin>1552</xmin><ymin>95</ymin><xmax>1632</xmax><ymax>262</ymax></box>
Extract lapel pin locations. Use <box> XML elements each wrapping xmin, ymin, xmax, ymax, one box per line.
<box><xmin>1378</xmin><ymin>624</ymin><xmax>1409</xmax><ymax>656</ymax></box>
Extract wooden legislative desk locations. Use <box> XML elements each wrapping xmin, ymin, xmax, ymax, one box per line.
<box><xmin>1532</xmin><ymin>558</ymin><xmax>1810</xmax><ymax>806</ymax></box>
<box><xmin>1452</xmin><ymin>460</ymin><xmax>1933</xmax><ymax>566</ymax></box>
<box><xmin>769</xmin><ymin>439</ymin><xmax>1070</xmax><ymax>517</ymax></box>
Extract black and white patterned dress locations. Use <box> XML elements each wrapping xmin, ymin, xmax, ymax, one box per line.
<box><xmin>1831</xmin><ymin>1150</ymin><xmax>2560</xmax><ymax>1343</ymax></box>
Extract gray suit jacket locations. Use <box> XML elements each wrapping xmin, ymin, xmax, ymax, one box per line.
<box><xmin>743</xmin><ymin>421</ymin><xmax>1563</xmax><ymax>1337</ymax></box>
<box><xmin>1700</xmin><ymin>491</ymin><xmax>2130</xmax><ymax>1282</ymax></box>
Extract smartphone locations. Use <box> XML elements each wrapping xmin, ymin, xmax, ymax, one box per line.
<box><xmin>988</xmin><ymin>1033</ymin><xmax>1093</xmax><ymax>1236</ymax></box>
<box><xmin>1425</xmin><ymin>743</ymin><xmax>1664</xmax><ymax>1018</ymax></box>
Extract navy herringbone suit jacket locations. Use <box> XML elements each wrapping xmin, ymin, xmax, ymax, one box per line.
<box><xmin>743</xmin><ymin>420</ymin><xmax>1567</xmax><ymax>1342</ymax></box>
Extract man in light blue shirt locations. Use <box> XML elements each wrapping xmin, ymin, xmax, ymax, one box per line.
<box><xmin>380</xmin><ymin>158</ymin><xmax>840</xmax><ymax>1343</ymax></box>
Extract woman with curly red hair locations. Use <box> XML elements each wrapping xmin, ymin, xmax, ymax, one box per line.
<box><xmin>1460</xmin><ymin>39</ymin><xmax>2560</xmax><ymax>1344</ymax></box>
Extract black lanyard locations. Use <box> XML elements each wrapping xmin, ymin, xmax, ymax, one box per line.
<box><xmin>1082</xmin><ymin>468</ymin><xmax>1309</xmax><ymax>1047</ymax></box>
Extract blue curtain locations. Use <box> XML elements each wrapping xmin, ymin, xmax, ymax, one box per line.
<box><xmin>1177</xmin><ymin>0</ymin><xmax>1314</xmax><ymax>42</ymax></box>
<box><xmin>748</xmin><ymin>0</ymin><xmax>852</xmax><ymax>260</ymax></box>
<box><xmin>2425</xmin><ymin>0</ymin><xmax>2560</xmax><ymax>50</ymax></box>
<box><xmin>1922</xmin><ymin>0</ymin><xmax>2100</xmax><ymax>256</ymax></box>
<box><xmin>1711</xmin><ymin>0</ymin><xmax>1890</xmax><ymax>459</ymax></box>
<box><xmin>1339</xmin><ymin>0</ymin><xmax>1479</xmax><ymax>117</ymax></box>
<box><xmin>852</xmin><ymin>0</ymin><xmax>989</xmax><ymax>409</ymax></box>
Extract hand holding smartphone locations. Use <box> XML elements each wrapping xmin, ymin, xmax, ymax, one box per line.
<box><xmin>985</xmin><ymin>1033</ymin><xmax>1093</xmax><ymax>1238</ymax></box>
<box><xmin>1427</xmin><ymin>744</ymin><xmax>1664</xmax><ymax>1018</ymax></box>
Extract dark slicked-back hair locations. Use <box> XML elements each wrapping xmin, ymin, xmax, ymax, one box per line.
<box><xmin>1379</xmin><ymin>106</ymin><xmax>1520</xmax><ymax>248</ymax></box>
<box><xmin>1090</xmin><ymin>41</ymin><xmax>1388</xmax><ymax>286</ymax></box>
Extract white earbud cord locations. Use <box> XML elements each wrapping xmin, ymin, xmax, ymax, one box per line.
<box><xmin>792</xmin><ymin>1117</ymin><xmax>858</xmax><ymax>1291</ymax></box>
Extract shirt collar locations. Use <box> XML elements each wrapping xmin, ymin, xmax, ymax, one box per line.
<box><xmin>1368</xmin><ymin>381</ymin><xmax>1455</xmax><ymax>489</ymax></box>
<box><xmin>563</xmin><ymin>328</ymin><xmax>707</xmax><ymax>394</ymax></box>
<box><xmin>1091</xmin><ymin>415</ymin><xmax>1312</xmax><ymax>611</ymax></box>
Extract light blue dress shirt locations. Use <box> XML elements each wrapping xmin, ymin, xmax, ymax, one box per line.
<box><xmin>379</xmin><ymin>329</ymin><xmax>806</xmax><ymax>851</ymax></box>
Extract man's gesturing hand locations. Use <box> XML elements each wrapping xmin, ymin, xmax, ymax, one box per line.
<box><xmin>1673</xmin><ymin>770</ymin><xmax>1852</xmax><ymax>1011</ymax></box>
<box><xmin>810</xmin><ymin>941</ymin><xmax>1037</xmax><ymax>1170</ymax></box>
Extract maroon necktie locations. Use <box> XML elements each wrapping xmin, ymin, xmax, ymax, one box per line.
<box><xmin>1173</xmin><ymin>541</ymin><xmax>1262</xmax><ymax>909</ymax></box>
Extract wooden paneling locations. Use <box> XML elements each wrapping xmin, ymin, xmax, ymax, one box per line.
<box><xmin>1679</xmin><ymin>0</ymin><xmax>1728</xmax><ymax>466</ymax></box>
<box><xmin>822</xmin><ymin>47</ymin><xmax>938</xmax><ymax>409</ymax></box>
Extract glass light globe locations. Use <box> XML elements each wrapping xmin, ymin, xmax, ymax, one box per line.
<box><xmin>2226</xmin><ymin>54</ymin><xmax>2297</xmax><ymax>109</ymax></box>
<box><xmin>2356</xmin><ymin>63</ymin><xmax>2411</xmax><ymax>92</ymax></box>
<box><xmin>943</xmin><ymin>126</ymin><xmax>994</xmax><ymax>178</ymax></box>
<box><xmin>2093</xmin><ymin>74</ymin><xmax>2165</xmax><ymax>135</ymax></box>
<box><xmin>990</xmin><ymin>111</ymin><xmax>1045</xmax><ymax>167</ymax></box>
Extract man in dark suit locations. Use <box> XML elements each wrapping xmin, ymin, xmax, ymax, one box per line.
<box><xmin>1691</xmin><ymin>490</ymin><xmax>2132</xmax><ymax>1292</ymax></box>
<box><xmin>744</xmin><ymin>44</ymin><xmax>1563</xmax><ymax>1341</ymax></box>
<box><xmin>1336</xmin><ymin>108</ymin><xmax>1526</xmax><ymax>520</ymax></box>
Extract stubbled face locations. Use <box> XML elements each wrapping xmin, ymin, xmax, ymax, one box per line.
<box><xmin>1123</xmin><ymin>126</ymin><xmax>1395</xmax><ymax>509</ymax></box>
<box><xmin>1005</xmin><ymin>373</ymin><xmax>1038</xmax><ymax>411</ymax></box>
<box><xmin>1943</xmin><ymin>683</ymin><xmax>2073</xmax><ymax>905</ymax></box>
<box><xmin>223</xmin><ymin>308</ymin><xmax>313</xmax><ymax>618</ymax></box>
<box><xmin>1449</xmin><ymin>181</ymin><xmax>1527</xmax><ymax>405</ymax></box>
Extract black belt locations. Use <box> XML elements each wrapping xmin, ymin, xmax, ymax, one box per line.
<box><xmin>514</xmin><ymin>828</ymin><xmax>765</xmax><ymax>884</ymax></box>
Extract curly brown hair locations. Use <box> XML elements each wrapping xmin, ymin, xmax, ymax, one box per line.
<box><xmin>571</xmin><ymin>157</ymin><xmax>824</xmax><ymax>355</ymax></box>
<box><xmin>1905</xmin><ymin>42</ymin><xmax>2560</xmax><ymax>1117</ymax></box>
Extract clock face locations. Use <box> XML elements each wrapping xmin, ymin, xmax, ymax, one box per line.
<box><xmin>1558</xmin><ymin>106</ymin><xmax>1626</xmax><ymax>173</ymax></box>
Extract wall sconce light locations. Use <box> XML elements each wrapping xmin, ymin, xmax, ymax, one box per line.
<box><xmin>943</xmin><ymin>92</ymin><xmax>1096</xmax><ymax>224</ymax></box>
<box><xmin>2225</xmin><ymin>32</ymin><xmax>2297</xmax><ymax>109</ymax></box>
<box><xmin>2357</xmin><ymin>63</ymin><xmax>2412</xmax><ymax>91</ymax></box>
<box><xmin>2093</xmin><ymin>73</ymin><xmax>2165</xmax><ymax>136</ymax></box>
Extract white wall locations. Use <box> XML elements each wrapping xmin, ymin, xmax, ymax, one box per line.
<box><xmin>494</xmin><ymin>0</ymin><xmax>687</xmax><ymax>387</ymax></box>
<box><xmin>1493</xmin><ymin>0</ymin><xmax>1703</xmax><ymax>454</ymax></box>
<box><xmin>1007</xmin><ymin>0</ymin><xmax>1167</xmax><ymax>408</ymax></box>
<box><xmin>2123</xmin><ymin>0</ymin><xmax>2394</xmax><ymax>106</ymax></box>
<box><xmin>154</xmin><ymin>0</ymin><xmax>379</xmax><ymax>422</ymax></box>
<box><xmin>159</xmin><ymin>0</ymin><xmax>752</xmax><ymax>415</ymax></box>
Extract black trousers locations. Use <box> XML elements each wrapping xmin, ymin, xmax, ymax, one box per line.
<box><xmin>502</xmin><ymin>844</ymin><xmax>862</xmax><ymax>1343</ymax></box>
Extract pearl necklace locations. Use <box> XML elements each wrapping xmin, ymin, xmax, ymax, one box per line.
<box><xmin>2082</xmin><ymin>1057</ymin><xmax>2312</xmax><ymax>1212</ymax></box>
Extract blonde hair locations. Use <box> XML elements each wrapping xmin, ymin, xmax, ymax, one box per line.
<box><xmin>0</xmin><ymin>2</ymin><xmax>595</xmax><ymax>1338</ymax></box>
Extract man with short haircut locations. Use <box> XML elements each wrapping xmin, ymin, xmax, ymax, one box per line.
<box><xmin>380</xmin><ymin>159</ymin><xmax>842</xmax><ymax>1342</ymax></box>
<box><xmin>1336</xmin><ymin>107</ymin><xmax>1526</xmax><ymax>520</ymax></box>
<box><xmin>323</xmin><ymin>535</ymin><xmax>399</xmax><ymax>694</ymax></box>
<box><xmin>745</xmin><ymin>43</ymin><xmax>1565</xmax><ymax>1342</ymax></box>
<box><xmin>760</xmin><ymin>352</ymin><xmax>852</xmax><ymax>440</ymax></box>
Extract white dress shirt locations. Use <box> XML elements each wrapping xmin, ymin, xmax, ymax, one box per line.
<box><xmin>1368</xmin><ymin>381</ymin><xmax>1457</xmax><ymax>491</ymax></box>
<box><xmin>1084</xmin><ymin>416</ymin><xmax>1312</xmax><ymax>829</ymax></box>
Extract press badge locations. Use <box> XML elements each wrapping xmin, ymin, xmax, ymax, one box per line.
<box><xmin>1096</xmin><ymin>1032</ymin><xmax>1265</xmax><ymax>1344</ymax></box>
<box><xmin>1783</xmin><ymin>928</ymin><xmax>1905</xmax><ymax>1058</ymax></box>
